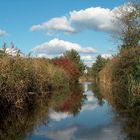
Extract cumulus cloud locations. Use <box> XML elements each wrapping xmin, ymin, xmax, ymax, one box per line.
<box><xmin>30</xmin><ymin>3</ymin><xmax>137</xmax><ymax>35</ymax></box>
<box><xmin>0</xmin><ymin>29</ymin><xmax>7</xmax><ymax>37</ymax></box>
<box><xmin>30</xmin><ymin>16</ymin><xmax>75</xmax><ymax>33</ymax></box>
<box><xmin>37</xmin><ymin>53</ymin><xmax>61</xmax><ymax>59</ymax></box>
<box><xmin>33</xmin><ymin>38</ymin><xmax>97</xmax><ymax>55</ymax></box>
<box><xmin>30</xmin><ymin>4</ymin><xmax>131</xmax><ymax>34</ymax></box>
<box><xmin>70</xmin><ymin>3</ymin><xmax>138</xmax><ymax>33</ymax></box>
<box><xmin>69</xmin><ymin>7</ymin><xmax>116</xmax><ymax>33</ymax></box>
<box><xmin>81</xmin><ymin>55</ymin><xmax>96</xmax><ymax>67</ymax></box>
<box><xmin>81</xmin><ymin>54</ymin><xmax>112</xmax><ymax>66</ymax></box>
<box><xmin>81</xmin><ymin>55</ymin><xmax>96</xmax><ymax>61</ymax></box>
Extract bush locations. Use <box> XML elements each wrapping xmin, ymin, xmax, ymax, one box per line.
<box><xmin>112</xmin><ymin>47</ymin><xmax>140</xmax><ymax>107</ymax></box>
<box><xmin>0</xmin><ymin>56</ymin><xmax>70</xmax><ymax>108</ymax></box>
<box><xmin>99</xmin><ymin>46</ymin><xmax>140</xmax><ymax>108</ymax></box>
<box><xmin>53</xmin><ymin>57</ymin><xmax>81</xmax><ymax>83</ymax></box>
<box><xmin>33</xmin><ymin>58</ymin><xmax>69</xmax><ymax>90</ymax></box>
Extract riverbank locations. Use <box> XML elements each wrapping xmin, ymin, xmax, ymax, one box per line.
<box><xmin>99</xmin><ymin>46</ymin><xmax>140</xmax><ymax>109</ymax></box>
<box><xmin>0</xmin><ymin>82</ymin><xmax>132</xmax><ymax>140</ymax></box>
<box><xmin>0</xmin><ymin>84</ymin><xmax>84</xmax><ymax>140</ymax></box>
<box><xmin>0</xmin><ymin>49</ymin><xmax>85</xmax><ymax>109</ymax></box>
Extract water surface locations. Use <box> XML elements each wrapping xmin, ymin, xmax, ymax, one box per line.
<box><xmin>25</xmin><ymin>82</ymin><xmax>126</xmax><ymax>140</ymax></box>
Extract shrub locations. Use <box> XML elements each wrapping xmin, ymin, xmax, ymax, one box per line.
<box><xmin>112</xmin><ymin>47</ymin><xmax>140</xmax><ymax>107</ymax></box>
<box><xmin>53</xmin><ymin>57</ymin><xmax>81</xmax><ymax>82</ymax></box>
<box><xmin>0</xmin><ymin>56</ymin><xmax>70</xmax><ymax>108</ymax></box>
<box><xmin>33</xmin><ymin>58</ymin><xmax>69</xmax><ymax>91</ymax></box>
<box><xmin>99</xmin><ymin>46</ymin><xmax>140</xmax><ymax>108</ymax></box>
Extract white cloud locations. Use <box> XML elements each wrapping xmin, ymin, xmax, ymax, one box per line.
<box><xmin>30</xmin><ymin>3</ymin><xmax>136</xmax><ymax>35</ymax></box>
<box><xmin>81</xmin><ymin>55</ymin><xmax>96</xmax><ymax>61</ymax></box>
<box><xmin>70</xmin><ymin>3</ymin><xmax>138</xmax><ymax>34</ymax></box>
<box><xmin>36</xmin><ymin>53</ymin><xmax>62</xmax><ymax>59</ymax></box>
<box><xmin>81</xmin><ymin>55</ymin><xmax>96</xmax><ymax>67</ymax></box>
<box><xmin>70</xmin><ymin>7</ymin><xmax>116</xmax><ymax>33</ymax></box>
<box><xmin>30</xmin><ymin>16</ymin><xmax>75</xmax><ymax>33</ymax></box>
<box><xmin>30</xmin><ymin>5</ymin><xmax>125</xmax><ymax>34</ymax></box>
<box><xmin>83</xmin><ymin>54</ymin><xmax>112</xmax><ymax>66</ymax></box>
<box><xmin>33</xmin><ymin>38</ymin><xmax>97</xmax><ymax>55</ymax></box>
<box><xmin>0</xmin><ymin>29</ymin><xmax>7</xmax><ymax>37</ymax></box>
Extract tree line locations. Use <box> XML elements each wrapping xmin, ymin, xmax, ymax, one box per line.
<box><xmin>89</xmin><ymin>1</ymin><xmax>140</xmax><ymax>109</ymax></box>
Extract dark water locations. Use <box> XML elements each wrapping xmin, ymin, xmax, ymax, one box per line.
<box><xmin>0</xmin><ymin>82</ymin><xmax>139</xmax><ymax>140</ymax></box>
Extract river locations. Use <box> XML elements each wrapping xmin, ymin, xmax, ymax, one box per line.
<box><xmin>0</xmin><ymin>82</ymin><xmax>139</xmax><ymax>140</ymax></box>
<box><xmin>26</xmin><ymin>82</ymin><xmax>126</xmax><ymax>140</ymax></box>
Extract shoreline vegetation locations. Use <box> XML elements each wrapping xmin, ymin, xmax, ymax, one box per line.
<box><xmin>0</xmin><ymin>1</ymin><xmax>139</xmax><ymax>139</ymax></box>
<box><xmin>0</xmin><ymin>1</ymin><xmax>139</xmax><ymax>113</ymax></box>
<box><xmin>89</xmin><ymin>1</ymin><xmax>140</xmax><ymax>112</ymax></box>
<box><xmin>99</xmin><ymin>46</ymin><xmax>140</xmax><ymax>108</ymax></box>
<box><xmin>0</xmin><ymin>84</ymin><xmax>84</xmax><ymax>140</ymax></box>
<box><xmin>90</xmin><ymin>46</ymin><xmax>140</xmax><ymax>139</ymax></box>
<box><xmin>0</xmin><ymin>48</ymin><xmax>85</xmax><ymax>110</ymax></box>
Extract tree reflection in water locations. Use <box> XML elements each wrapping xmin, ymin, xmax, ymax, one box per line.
<box><xmin>95</xmin><ymin>83</ymin><xmax>140</xmax><ymax>140</ymax></box>
<box><xmin>0</xmin><ymin>84</ymin><xmax>85</xmax><ymax>140</ymax></box>
<box><xmin>91</xmin><ymin>83</ymin><xmax>105</xmax><ymax>106</ymax></box>
<box><xmin>0</xmin><ymin>83</ymin><xmax>139</xmax><ymax>140</ymax></box>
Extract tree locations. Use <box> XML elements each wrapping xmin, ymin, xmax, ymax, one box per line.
<box><xmin>91</xmin><ymin>55</ymin><xmax>108</xmax><ymax>82</ymax></box>
<box><xmin>53</xmin><ymin>57</ymin><xmax>81</xmax><ymax>82</ymax></box>
<box><xmin>113</xmin><ymin>2</ymin><xmax>140</xmax><ymax>48</ymax></box>
<box><xmin>64</xmin><ymin>49</ymin><xmax>86</xmax><ymax>74</ymax></box>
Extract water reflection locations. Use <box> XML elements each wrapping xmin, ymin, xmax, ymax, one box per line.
<box><xmin>92</xmin><ymin>83</ymin><xmax>105</xmax><ymax>106</ymax></box>
<box><xmin>0</xmin><ymin>82</ymin><xmax>139</xmax><ymax>140</ymax></box>
<box><xmin>32</xmin><ymin>82</ymin><xmax>125</xmax><ymax>140</ymax></box>
<box><xmin>97</xmin><ymin>83</ymin><xmax>140</xmax><ymax>140</ymax></box>
<box><xmin>0</xmin><ymin>94</ymin><xmax>49</xmax><ymax>140</ymax></box>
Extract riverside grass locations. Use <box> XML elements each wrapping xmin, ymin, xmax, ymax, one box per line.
<box><xmin>0</xmin><ymin>55</ymin><xmax>70</xmax><ymax>109</ymax></box>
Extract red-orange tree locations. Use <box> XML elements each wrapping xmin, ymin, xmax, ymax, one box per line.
<box><xmin>53</xmin><ymin>57</ymin><xmax>81</xmax><ymax>82</ymax></box>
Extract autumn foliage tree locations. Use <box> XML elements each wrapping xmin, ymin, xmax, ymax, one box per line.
<box><xmin>64</xmin><ymin>49</ymin><xmax>86</xmax><ymax>74</ymax></box>
<box><xmin>53</xmin><ymin>57</ymin><xmax>81</xmax><ymax>82</ymax></box>
<box><xmin>55</xmin><ymin>89</ymin><xmax>84</xmax><ymax>115</ymax></box>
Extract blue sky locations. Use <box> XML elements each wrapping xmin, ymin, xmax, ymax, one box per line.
<box><xmin>0</xmin><ymin>0</ymin><xmax>126</xmax><ymax>66</ymax></box>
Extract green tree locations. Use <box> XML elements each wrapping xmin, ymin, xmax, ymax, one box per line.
<box><xmin>64</xmin><ymin>49</ymin><xmax>86</xmax><ymax>74</ymax></box>
<box><xmin>91</xmin><ymin>55</ymin><xmax>108</xmax><ymax>82</ymax></box>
